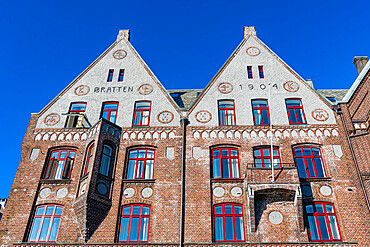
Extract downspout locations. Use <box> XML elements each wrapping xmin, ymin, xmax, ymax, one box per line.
<box><xmin>180</xmin><ymin>117</ymin><xmax>188</xmax><ymax>247</ymax></box>
<box><xmin>336</xmin><ymin>106</ymin><xmax>370</xmax><ymax>212</ymax></box>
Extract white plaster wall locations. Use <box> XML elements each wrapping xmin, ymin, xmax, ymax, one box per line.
<box><xmin>36</xmin><ymin>39</ymin><xmax>180</xmax><ymax>129</ymax></box>
<box><xmin>188</xmin><ymin>36</ymin><xmax>336</xmax><ymax>126</ymax></box>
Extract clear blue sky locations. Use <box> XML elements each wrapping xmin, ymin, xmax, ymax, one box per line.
<box><xmin>1</xmin><ymin>0</ymin><xmax>369</xmax><ymax>198</ymax></box>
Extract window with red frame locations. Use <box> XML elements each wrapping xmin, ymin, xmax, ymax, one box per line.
<box><xmin>293</xmin><ymin>146</ymin><xmax>326</xmax><ymax>178</ymax></box>
<box><xmin>101</xmin><ymin>102</ymin><xmax>118</xmax><ymax>123</ymax></box>
<box><xmin>65</xmin><ymin>102</ymin><xmax>87</xmax><ymax>128</ymax></box>
<box><xmin>285</xmin><ymin>99</ymin><xmax>306</xmax><ymax>124</ymax></box>
<box><xmin>118</xmin><ymin>69</ymin><xmax>125</xmax><ymax>81</ymax></box>
<box><xmin>214</xmin><ymin>203</ymin><xmax>245</xmax><ymax>242</ymax></box>
<box><xmin>126</xmin><ymin>149</ymin><xmax>154</xmax><ymax>179</ymax></box>
<box><xmin>247</xmin><ymin>66</ymin><xmax>253</xmax><ymax>79</ymax></box>
<box><xmin>133</xmin><ymin>101</ymin><xmax>151</xmax><ymax>126</ymax></box>
<box><xmin>107</xmin><ymin>69</ymin><xmax>114</xmax><ymax>82</ymax></box>
<box><xmin>28</xmin><ymin>205</ymin><xmax>63</xmax><ymax>242</ymax></box>
<box><xmin>119</xmin><ymin>204</ymin><xmax>150</xmax><ymax>243</ymax></box>
<box><xmin>44</xmin><ymin>150</ymin><xmax>75</xmax><ymax>179</ymax></box>
<box><xmin>83</xmin><ymin>144</ymin><xmax>95</xmax><ymax>175</ymax></box>
<box><xmin>252</xmin><ymin>99</ymin><xmax>270</xmax><ymax>125</ymax></box>
<box><xmin>306</xmin><ymin>202</ymin><xmax>341</xmax><ymax>242</ymax></box>
<box><xmin>212</xmin><ymin>147</ymin><xmax>239</xmax><ymax>179</ymax></box>
<box><xmin>258</xmin><ymin>65</ymin><xmax>264</xmax><ymax>78</ymax></box>
<box><xmin>253</xmin><ymin>147</ymin><xmax>281</xmax><ymax>168</ymax></box>
<box><xmin>218</xmin><ymin>100</ymin><xmax>236</xmax><ymax>125</ymax></box>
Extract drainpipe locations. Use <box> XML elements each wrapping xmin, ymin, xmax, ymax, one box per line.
<box><xmin>180</xmin><ymin>117</ymin><xmax>188</xmax><ymax>247</ymax></box>
<box><xmin>336</xmin><ymin>106</ymin><xmax>370</xmax><ymax>212</ymax></box>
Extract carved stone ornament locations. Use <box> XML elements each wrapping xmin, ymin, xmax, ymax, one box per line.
<box><xmin>195</xmin><ymin>110</ymin><xmax>212</xmax><ymax>123</ymax></box>
<box><xmin>141</xmin><ymin>187</ymin><xmax>153</xmax><ymax>198</ymax></box>
<box><xmin>138</xmin><ymin>84</ymin><xmax>153</xmax><ymax>95</ymax></box>
<box><xmin>218</xmin><ymin>82</ymin><xmax>233</xmax><ymax>94</ymax></box>
<box><xmin>74</xmin><ymin>85</ymin><xmax>90</xmax><ymax>96</ymax></box>
<box><xmin>113</xmin><ymin>49</ymin><xmax>127</xmax><ymax>59</ymax></box>
<box><xmin>283</xmin><ymin>81</ymin><xmax>299</xmax><ymax>92</ymax></box>
<box><xmin>312</xmin><ymin>109</ymin><xmax>329</xmax><ymax>121</ymax></box>
<box><xmin>44</xmin><ymin>113</ymin><xmax>60</xmax><ymax>126</ymax></box>
<box><xmin>246</xmin><ymin>46</ymin><xmax>260</xmax><ymax>56</ymax></box>
<box><xmin>157</xmin><ymin>111</ymin><xmax>174</xmax><ymax>124</ymax></box>
<box><xmin>269</xmin><ymin>211</ymin><xmax>283</xmax><ymax>225</ymax></box>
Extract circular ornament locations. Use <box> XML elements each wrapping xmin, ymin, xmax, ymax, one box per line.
<box><xmin>124</xmin><ymin>188</ymin><xmax>135</xmax><ymax>198</ymax></box>
<box><xmin>312</xmin><ymin>109</ymin><xmax>329</xmax><ymax>121</ymax></box>
<box><xmin>230</xmin><ymin>187</ymin><xmax>243</xmax><ymax>197</ymax></box>
<box><xmin>39</xmin><ymin>188</ymin><xmax>51</xmax><ymax>198</ymax></box>
<box><xmin>44</xmin><ymin>113</ymin><xmax>60</xmax><ymax>126</ymax></box>
<box><xmin>268</xmin><ymin>211</ymin><xmax>283</xmax><ymax>225</ymax></box>
<box><xmin>157</xmin><ymin>111</ymin><xmax>174</xmax><ymax>124</ymax></box>
<box><xmin>80</xmin><ymin>184</ymin><xmax>87</xmax><ymax>195</ymax></box>
<box><xmin>113</xmin><ymin>49</ymin><xmax>127</xmax><ymax>59</ymax></box>
<box><xmin>74</xmin><ymin>85</ymin><xmax>90</xmax><ymax>96</ymax></box>
<box><xmin>301</xmin><ymin>185</ymin><xmax>312</xmax><ymax>197</ymax></box>
<box><xmin>283</xmin><ymin>81</ymin><xmax>299</xmax><ymax>92</ymax></box>
<box><xmin>141</xmin><ymin>187</ymin><xmax>153</xmax><ymax>198</ymax></box>
<box><xmin>213</xmin><ymin>187</ymin><xmax>225</xmax><ymax>198</ymax></box>
<box><xmin>319</xmin><ymin>185</ymin><xmax>332</xmax><ymax>196</ymax></box>
<box><xmin>56</xmin><ymin>188</ymin><xmax>68</xmax><ymax>199</ymax></box>
<box><xmin>195</xmin><ymin>110</ymin><xmax>212</xmax><ymax>123</ymax></box>
<box><xmin>246</xmin><ymin>46</ymin><xmax>261</xmax><ymax>56</ymax></box>
<box><xmin>97</xmin><ymin>183</ymin><xmax>108</xmax><ymax>195</ymax></box>
<box><xmin>218</xmin><ymin>82</ymin><xmax>233</xmax><ymax>94</ymax></box>
<box><xmin>138</xmin><ymin>84</ymin><xmax>153</xmax><ymax>95</ymax></box>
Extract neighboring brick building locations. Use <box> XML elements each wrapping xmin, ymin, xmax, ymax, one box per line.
<box><xmin>0</xmin><ymin>27</ymin><xmax>369</xmax><ymax>246</ymax></box>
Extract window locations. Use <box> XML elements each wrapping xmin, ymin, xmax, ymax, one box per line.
<box><xmin>306</xmin><ymin>202</ymin><xmax>341</xmax><ymax>242</ymax></box>
<box><xmin>218</xmin><ymin>100</ymin><xmax>236</xmax><ymax>126</ymax></box>
<box><xmin>212</xmin><ymin>147</ymin><xmax>239</xmax><ymax>179</ymax></box>
<box><xmin>83</xmin><ymin>144</ymin><xmax>95</xmax><ymax>175</ymax></box>
<box><xmin>247</xmin><ymin>66</ymin><xmax>253</xmax><ymax>79</ymax></box>
<box><xmin>293</xmin><ymin>146</ymin><xmax>326</xmax><ymax>178</ymax></box>
<box><xmin>44</xmin><ymin>150</ymin><xmax>75</xmax><ymax>179</ymax></box>
<box><xmin>126</xmin><ymin>149</ymin><xmax>154</xmax><ymax>179</ymax></box>
<box><xmin>101</xmin><ymin>102</ymin><xmax>118</xmax><ymax>124</ymax></box>
<box><xmin>258</xmin><ymin>65</ymin><xmax>264</xmax><ymax>78</ymax></box>
<box><xmin>99</xmin><ymin>144</ymin><xmax>113</xmax><ymax>177</ymax></box>
<box><xmin>119</xmin><ymin>204</ymin><xmax>150</xmax><ymax>243</ymax></box>
<box><xmin>253</xmin><ymin>147</ymin><xmax>281</xmax><ymax>168</ymax></box>
<box><xmin>107</xmin><ymin>69</ymin><xmax>114</xmax><ymax>82</ymax></box>
<box><xmin>28</xmin><ymin>205</ymin><xmax>63</xmax><ymax>242</ymax></box>
<box><xmin>118</xmin><ymin>69</ymin><xmax>125</xmax><ymax>81</ymax></box>
<box><xmin>133</xmin><ymin>101</ymin><xmax>151</xmax><ymax>126</ymax></box>
<box><xmin>285</xmin><ymin>99</ymin><xmax>306</xmax><ymax>124</ymax></box>
<box><xmin>326</xmin><ymin>97</ymin><xmax>337</xmax><ymax>102</ymax></box>
<box><xmin>65</xmin><ymin>102</ymin><xmax>87</xmax><ymax>128</ymax></box>
<box><xmin>252</xmin><ymin>99</ymin><xmax>270</xmax><ymax>125</ymax></box>
<box><xmin>214</xmin><ymin>203</ymin><xmax>245</xmax><ymax>242</ymax></box>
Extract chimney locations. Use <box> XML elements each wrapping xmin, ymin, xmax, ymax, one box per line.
<box><xmin>244</xmin><ymin>26</ymin><xmax>256</xmax><ymax>38</ymax></box>
<box><xmin>117</xmin><ymin>30</ymin><xmax>130</xmax><ymax>42</ymax></box>
<box><xmin>305</xmin><ymin>79</ymin><xmax>314</xmax><ymax>88</ymax></box>
<box><xmin>353</xmin><ymin>56</ymin><xmax>368</xmax><ymax>74</ymax></box>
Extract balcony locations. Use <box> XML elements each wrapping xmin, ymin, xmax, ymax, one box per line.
<box><xmin>246</xmin><ymin>163</ymin><xmax>299</xmax><ymax>184</ymax></box>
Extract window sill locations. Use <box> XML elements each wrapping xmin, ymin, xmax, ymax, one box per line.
<box><xmin>211</xmin><ymin>178</ymin><xmax>244</xmax><ymax>183</ymax></box>
<box><xmin>122</xmin><ymin>179</ymin><xmax>156</xmax><ymax>183</ymax></box>
<box><xmin>300</xmin><ymin>177</ymin><xmax>332</xmax><ymax>182</ymax></box>
<box><xmin>39</xmin><ymin>179</ymin><xmax>72</xmax><ymax>184</ymax></box>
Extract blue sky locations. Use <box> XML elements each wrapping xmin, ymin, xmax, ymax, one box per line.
<box><xmin>0</xmin><ymin>0</ymin><xmax>369</xmax><ymax>198</ymax></box>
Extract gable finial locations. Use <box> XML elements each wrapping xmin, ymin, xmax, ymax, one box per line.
<box><xmin>117</xmin><ymin>30</ymin><xmax>130</xmax><ymax>42</ymax></box>
<box><xmin>244</xmin><ymin>26</ymin><xmax>256</xmax><ymax>38</ymax></box>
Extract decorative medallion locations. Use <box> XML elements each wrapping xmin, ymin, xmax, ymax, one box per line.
<box><xmin>319</xmin><ymin>185</ymin><xmax>332</xmax><ymax>196</ymax></box>
<box><xmin>44</xmin><ymin>113</ymin><xmax>60</xmax><ymax>126</ymax></box>
<box><xmin>246</xmin><ymin>46</ymin><xmax>261</xmax><ymax>56</ymax></box>
<box><xmin>141</xmin><ymin>187</ymin><xmax>153</xmax><ymax>198</ymax></box>
<box><xmin>230</xmin><ymin>187</ymin><xmax>243</xmax><ymax>197</ymax></box>
<box><xmin>39</xmin><ymin>188</ymin><xmax>51</xmax><ymax>199</ymax></box>
<box><xmin>195</xmin><ymin>110</ymin><xmax>212</xmax><ymax>123</ymax></box>
<box><xmin>213</xmin><ymin>187</ymin><xmax>225</xmax><ymax>197</ymax></box>
<box><xmin>269</xmin><ymin>211</ymin><xmax>283</xmax><ymax>225</ymax></box>
<box><xmin>97</xmin><ymin>183</ymin><xmax>108</xmax><ymax>195</ymax></box>
<box><xmin>301</xmin><ymin>185</ymin><xmax>312</xmax><ymax>197</ymax></box>
<box><xmin>218</xmin><ymin>82</ymin><xmax>233</xmax><ymax>94</ymax></box>
<box><xmin>124</xmin><ymin>188</ymin><xmax>135</xmax><ymax>198</ymax></box>
<box><xmin>283</xmin><ymin>81</ymin><xmax>299</xmax><ymax>92</ymax></box>
<box><xmin>312</xmin><ymin>109</ymin><xmax>329</xmax><ymax>121</ymax></box>
<box><xmin>56</xmin><ymin>187</ymin><xmax>68</xmax><ymax>199</ymax></box>
<box><xmin>74</xmin><ymin>85</ymin><xmax>90</xmax><ymax>96</ymax></box>
<box><xmin>138</xmin><ymin>84</ymin><xmax>153</xmax><ymax>95</ymax></box>
<box><xmin>113</xmin><ymin>49</ymin><xmax>127</xmax><ymax>59</ymax></box>
<box><xmin>157</xmin><ymin>111</ymin><xmax>174</xmax><ymax>124</ymax></box>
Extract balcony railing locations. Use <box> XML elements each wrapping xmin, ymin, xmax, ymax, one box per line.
<box><xmin>245</xmin><ymin>163</ymin><xmax>299</xmax><ymax>184</ymax></box>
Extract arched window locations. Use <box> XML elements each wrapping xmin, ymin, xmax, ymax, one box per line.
<box><xmin>293</xmin><ymin>146</ymin><xmax>326</xmax><ymax>178</ymax></box>
<box><xmin>44</xmin><ymin>149</ymin><xmax>75</xmax><ymax>179</ymax></box>
<box><xmin>119</xmin><ymin>204</ymin><xmax>150</xmax><ymax>243</ymax></box>
<box><xmin>214</xmin><ymin>203</ymin><xmax>245</xmax><ymax>242</ymax></box>
<box><xmin>306</xmin><ymin>202</ymin><xmax>341</xmax><ymax>241</ymax></box>
<box><xmin>253</xmin><ymin>147</ymin><xmax>281</xmax><ymax>168</ymax></box>
<box><xmin>126</xmin><ymin>149</ymin><xmax>155</xmax><ymax>179</ymax></box>
<box><xmin>99</xmin><ymin>144</ymin><xmax>113</xmax><ymax>177</ymax></box>
<box><xmin>83</xmin><ymin>144</ymin><xmax>95</xmax><ymax>176</ymax></box>
<box><xmin>212</xmin><ymin>147</ymin><xmax>240</xmax><ymax>179</ymax></box>
<box><xmin>28</xmin><ymin>204</ymin><xmax>63</xmax><ymax>242</ymax></box>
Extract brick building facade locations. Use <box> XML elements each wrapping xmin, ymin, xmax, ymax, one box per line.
<box><xmin>0</xmin><ymin>27</ymin><xmax>369</xmax><ymax>246</ymax></box>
